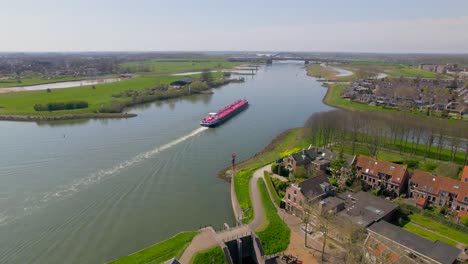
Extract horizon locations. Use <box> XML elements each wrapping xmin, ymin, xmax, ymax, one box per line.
<box><xmin>2</xmin><ymin>0</ymin><xmax>468</xmax><ymax>53</ymax></box>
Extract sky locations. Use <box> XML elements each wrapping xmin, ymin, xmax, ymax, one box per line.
<box><xmin>1</xmin><ymin>0</ymin><xmax>468</xmax><ymax>53</ymax></box>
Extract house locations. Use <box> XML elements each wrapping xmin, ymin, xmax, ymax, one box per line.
<box><xmin>337</xmin><ymin>191</ymin><xmax>397</xmax><ymax>227</ymax></box>
<box><xmin>365</xmin><ymin>221</ymin><xmax>460</xmax><ymax>264</ymax></box>
<box><xmin>283</xmin><ymin>148</ymin><xmax>317</xmax><ymax>173</ymax></box>
<box><xmin>282</xmin><ymin>175</ymin><xmax>335</xmax><ymax>218</ymax></box>
<box><xmin>283</xmin><ymin>146</ymin><xmax>355</xmax><ymax>174</ymax></box>
<box><xmin>408</xmin><ymin>170</ymin><xmax>468</xmax><ymax>212</ymax></box>
<box><xmin>462</xmin><ymin>165</ymin><xmax>468</xmax><ymax>183</ymax></box>
<box><xmin>356</xmin><ymin>156</ymin><xmax>409</xmax><ymax>197</ymax></box>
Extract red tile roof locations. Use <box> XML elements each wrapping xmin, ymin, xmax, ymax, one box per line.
<box><xmin>410</xmin><ymin>170</ymin><xmax>468</xmax><ymax>204</ymax></box>
<box><xmin>462</xmin><ymin>166</ymin><xmax>468</xmax><ymax>184</ymax></box>
<box><xmin>415</xmin><ymin>196</ymin><xmax>427</xmax><ymax>207</ymax></box>
<box><xmin>356</xmin><ymin>156</ymin><xmax>408</xmax><ymax>185</ymax></box>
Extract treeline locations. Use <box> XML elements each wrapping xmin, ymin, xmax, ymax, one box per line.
<box><xmin>34</xmin><ymin>101</ymin><xmax>89</xmax><ymax>111</ymax></box>
<box><xmin>304</xmin><ymin>110</ymin><xmax>468</xmax><ymax>164</ymax></box>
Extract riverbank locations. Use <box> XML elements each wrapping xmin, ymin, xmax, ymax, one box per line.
<box><xmin>0</xmin><ymin>76</ymin><xmax>82</xmax><ymax>88</ymax></box>
<box><xmin>0</xmin><ymin>75</ymin><xmax>239</xmax><ymax>122</ymax></box>
<box><xmin>0</xmin><ymin>112</ymin><xmax>137</xmax><ymax>122</ymax></box>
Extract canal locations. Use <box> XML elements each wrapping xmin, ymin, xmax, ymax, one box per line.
<box><xmin>0</xmin><ymin>61</ymin><xmax>332</xmax><ymax>263</ymax></box>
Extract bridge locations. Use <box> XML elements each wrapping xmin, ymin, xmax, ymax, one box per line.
<box><xmin>228</xmin><ymin>52</ymin><xmax>353</xmax><ymax>65</ymax></box>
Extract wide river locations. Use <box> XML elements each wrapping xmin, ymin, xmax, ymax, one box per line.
<box><xmin>0</xmin><ymin>62</ymin><xmax>331</xmax><ymax>264</ymax></box>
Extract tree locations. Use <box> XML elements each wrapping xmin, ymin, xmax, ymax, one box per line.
<box><xmin>461</xmin><ymin>216</ymin><xmax>468</xmax><ymax>227</ymax></box>
<box><xmin>201</xmin><ymin>69</ymin><xmax>213</xmax><ymax>85</ymax></box>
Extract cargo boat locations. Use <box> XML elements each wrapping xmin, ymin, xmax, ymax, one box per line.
<box><xmin>200</xmin><ymin>99</ymin><xmax>249</xmax><ymax>127</ymax></box>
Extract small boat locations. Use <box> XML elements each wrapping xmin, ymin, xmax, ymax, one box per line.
<box><xmin>200</xmin><ymin>99</ymin><xmax>249</xmax><ymax>127</ymax></box>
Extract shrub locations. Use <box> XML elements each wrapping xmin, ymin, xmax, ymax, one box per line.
<box><xmin>423</xmin><ymin>161</ymin><xmax>438</xmax><ymax>172</ymax></box>
<box><xmin>405</xmin><ymin>159</ymin><xmax>420</xmax><ymax>169</ymax></box>
<box><xmin>461</xmin><ymin>216</ymin><xmax>468</xmax><ymax>227</ymax></box>
<box><xmin>33</xmin><ymin>101</ymin><xmax>89</xmax><ymax>112</ymax></box>
<box><xmin>271</xmin><ymin>163</ymin><xmax>289</xmax><ymax>177</ymax></box>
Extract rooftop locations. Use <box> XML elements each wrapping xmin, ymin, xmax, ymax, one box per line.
<box><xmin>368</xmin><ymin>221</ymin><xmax>460</xmax><ymax>264</ymax></box>
<box><xmin>357</xmin><ymin>155</ymin><xmax>408</xmax><ymax>185</ymax></box>
<box><xmin>337</xmin><ymin>191</ymin><xmax>397</xmax><ymax>227</ymax></box>
<box><xmin>298</xmin><ymin>175</ymin><xmax>333</xmax><ymax>200</ymax></box>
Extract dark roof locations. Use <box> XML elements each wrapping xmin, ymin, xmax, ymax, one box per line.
<box><xmin>298</xmin><ymin>175</ymin><xmax>331</xmax><ymax>199</ymax></box>
<box><xmin>164</xmin><ymin>258</ymin><xmax>181</xmax><ymax>264</ymax></box>
<box><xmin>337</xmin><ymin>191</ymin><xmax>397</xmax><ymax>227</ymax></box>
<box><xmin>290</xmin><ymin>149</ymin><xmax>316</xmax><ymax>165</ymax></box>
<box><xmin>170</xmin><ymin>78</ymin><xmax>195</xmax><ymax>86</ymax></box>
<box><xmin>368</xmin><ymin>221</ymin><xmax>460</xmax><ymax>264</ymax></box>
<box><xmin>320</xmin><ymin>196</ymin><xmax>345</xmax><ymax>211</ymax></box>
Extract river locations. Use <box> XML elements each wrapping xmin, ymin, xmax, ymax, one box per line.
<box><xmin>1</xmin><ymin>78</ymin><xmax>122</xmax><ymax>92</ymax></box>
<box><xmin>0</xmin><ymin>61</ymin><xmax>332</xmax><ymax>264</ymax></box>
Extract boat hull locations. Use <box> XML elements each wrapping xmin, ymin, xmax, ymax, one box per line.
<box><xmin>200</xmin><ymin>103</ymin><xmax>248</xmax><ymax>127</ymax></box>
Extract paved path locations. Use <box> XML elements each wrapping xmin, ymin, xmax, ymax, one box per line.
<box><xmin>179</xmin><ymin>227</ymin><xmax>218</xmax><ymax>263</ymax></box>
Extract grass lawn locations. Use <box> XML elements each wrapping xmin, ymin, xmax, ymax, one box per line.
<box><xmin>120</xmin><ymin>58</ymin><xmax>243</xmax><ymax>75</ymax></box>
<box><xmin>108</xmin><ymin>231</ymin><xmax>198</xmax><ymax>264</ymax></box>
<box><xmin>401</xmin><ymin>222</ymin><xmax>457</xmax><ymax>247</ymax></box>
<box><xmin>256</xmin><ymin>179</ymin><xmax>290</xmax><ymax>255</ymax></box>
<box><xmin>0</xmin><ymin>75</ymin><xmax>180</xmax><ymax>116</ymax></box>
<box><xmin>0</xmin><ymin>76</ymin><xmax>82</xmax><ymax>88</ymax></box>
<box><xmin>407</xmin><ymin>214</ymin><xmax>468</xmax><ymax>245</ymax></box>
<box><xmin>234</xmin><ymin>169</ymin><xmax>255</xmax><ymax>224</ymax></box>
<box><xmin>191</xmin><ymin>246</ymin><xmax>227</xmax><ymax>264</ymax></box>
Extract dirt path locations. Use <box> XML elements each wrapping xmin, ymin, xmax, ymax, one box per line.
<box><xmin>248</xmin><ymin>164</ymin><xmax>271</xmax><ymax>231</ymax></box>
<box><xmin>179</xmin><ymin>227</ymin><xmax>218</xmax><ymax>263</ymax></box>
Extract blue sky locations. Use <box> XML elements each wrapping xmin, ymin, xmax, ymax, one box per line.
<box><xmin>1</xmin><ymin>0</ymin><xmax>468</xmax><ymax>53</ymax></box>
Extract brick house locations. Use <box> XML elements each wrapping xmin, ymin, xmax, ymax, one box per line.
<box><xmin>282</xmin><ymin>175</ymin><xmax>335</xmax><ymax>218</ymax></box>
<box><xmin>356</xmin><ymin>156</ymin><xmax>409</xmax><ymax>197</ymax></box>
<box><xmin>408</xmin><ymin>169</ymin><xmax>468</xmax><ymax>212</ymax></box>
<box><xmin>283</xmin><ymin>148</ymin><xmax>316</xmax><ymax>173</ymax></box>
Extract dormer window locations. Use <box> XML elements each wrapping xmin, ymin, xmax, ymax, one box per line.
<box><xmin>464</xmin><ymin>197</ymin><xmax>468</xmax><ymax>203</ymax></box>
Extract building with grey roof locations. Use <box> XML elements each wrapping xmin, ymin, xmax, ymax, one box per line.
<box><xmin>366</xmin><ymin>221</ymin><xmax>460</xmax><ymax>264</ymax></box>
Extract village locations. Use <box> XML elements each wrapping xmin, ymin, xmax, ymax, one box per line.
<box><xmin>341</xmin><ymin>66</ymin><xmax>468</xmax><ymax>119</ymax></box>
<box><xmin>272</xmin><ymin>145</ymin><xmax>468</xmax><ymax>264</ymax></box>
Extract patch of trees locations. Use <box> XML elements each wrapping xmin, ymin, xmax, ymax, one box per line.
<box><xmin>304</xmin><ymin>110</ymin><xmax>468</xmax><ymax>164</ymax></box>
<box><xmin>271</xmin><ymin>163</ymin><xmax>289</xmax><ymax>177</ymax></box>
<box><xmin>34</xmin><ymin>101</ymin><xmax>89</xmax><ymax>111</ymax></box>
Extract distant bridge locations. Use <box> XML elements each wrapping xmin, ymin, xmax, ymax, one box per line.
<box><xmin>228</xmin><ymin>52</ymin><xmax>353</xmax><ymax>65</ymax></box>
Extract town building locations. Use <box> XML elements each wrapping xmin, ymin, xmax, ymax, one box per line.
<box><xmin>283</xmin><ymin>146</ymin><xmax>355</xmax><ymax>175</ymax></box>
<box><xmin>336</xmin><ymin>191</ymin><xmax>397</xmax><ymax>227</ymax></box>
<box><xmin>282</xmin><ymin>175</ymin><xmax>335</xmax><ymax>218</ymax></box>
<box><xmin>408</xmin><ymin>169</ymin><xmax>468</xmax><ymax>212</ymax></box>
<box><xmin>365</xmin><ymin>220</ymin><xmax>460</xmax><ymax>264</ymax></box>
<box><xmin>356</xmin><ymin>156</ymin><xmax>409</xmax><ymax>197</ymax></box>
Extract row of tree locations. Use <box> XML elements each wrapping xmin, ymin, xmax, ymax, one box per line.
<box><xmin>304</xmin><ymin>110</ymin><xmax>468</xmax><ymax>164</ymax></box>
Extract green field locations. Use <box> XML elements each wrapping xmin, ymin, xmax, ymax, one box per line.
<box><xmin>191</xmin><ymin>246</ymin><xmax>227</xmax><ymax>264</ymax></box>
<box><xmin>407</xmin><ymin>214</ymin><xmax>468</xmax><ymax>245</ymax></box>
<box><xmin>338</xmin><ymin>62</ymin><xmax>441</xmax><ymax>79</ymax></box>
<box><xmin>256</xmin><ymin>179</ymin><xmax>290</xmax><ymax>255</ymax></box>
<box><xmin>120</xmin><ymin>58</ymin><xmax>243</xmax><ymax>75</ymax></box>
<box><xmin>0</xmin><ymin>75</ymin><xmax>180</xmax><ymax>116</ymax></box>
<box><xmin>108</xmin><ymin>231</ymin><xmax>198</xmax><ymax>264</ymax></box>
<box><xmin>0</xmin><ymin>76</ymin><xmax>82</xmax><ymax>88</ymax></box>
<box><xmin>401</xmin><ymin>222</ymin><xmax>458</xmax><ymax>247</ymax></box>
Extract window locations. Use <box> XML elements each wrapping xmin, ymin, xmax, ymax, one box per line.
<box><xmin>422</xmin><ymin>185</ymin><xmax>427</xmax><ymax>191</ymax></box>
<box><xmin>464</xmin><ymin>197</ymin><xmax>468</xmax><ymax>203</ymax></box>
<box><xmin>299</xmin><ymin>201</ymin><xmax>303</xmax><ymax>207</ymax></box>
<box><xmin>288</xmin><ymin>194</ymin><xmax>291</xmax><ymax>200</ymax></box>
<box><xmin>429</xmin><ymin>187</ymin><xmax>434</xmax><ymax>193</ymax></box>
<box><xmin>378</xmin><ymin>172</ymin><xmax>385</xmax><ymax>178</ymax></box>
<box><xmin>432</xmin><ymin>196</ymin><xmax>436</xmax><ymax>202</ymax></box>
<box><xmin>357</xmin><ymin>166</ymin><xmax>362</xmax><ymax>171</ymax></box>
<box><xmin>440</xmin><ymin>191</ymin><xmax>447</xmax><ymax>196</ymax></box>
<box><xmin>293</xmin><ymin>197</ymin><xmax>296</xmax><ymax>203</ymax></box>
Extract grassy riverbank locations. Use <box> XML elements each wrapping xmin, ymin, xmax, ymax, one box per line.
<box><xmin>191</xmin><ymin>246</ymin><xmax>227</xmax><ymax>264</ymax></box>
<box><xmin>108</xmin><ymin>231</ymin><xmax>198</xmax><ymax>264</ymax></box>
<box><xmin>120</xmin><ymin>58</ymin><xmax>243</xmax><ymax>75</ymax></box>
